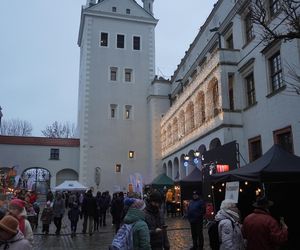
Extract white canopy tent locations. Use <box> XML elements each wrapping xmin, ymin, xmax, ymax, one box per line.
<box><xmin>54</xmin><ymin>180</ymin><xmax>88</xmax><ymax>191</ymax></box>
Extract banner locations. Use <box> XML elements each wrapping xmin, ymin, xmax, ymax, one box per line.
<box><xmin>225</xmin><ymin>181</ymin><xmax>239</xmax><ymax>202</ymax></box>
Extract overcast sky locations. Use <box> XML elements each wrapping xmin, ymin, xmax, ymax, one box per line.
<box><xmin>0</xmin><ymin>0</ymin><xmax>215</xmax><ymax>136</ymax></box>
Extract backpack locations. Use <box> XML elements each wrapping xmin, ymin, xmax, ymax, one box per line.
<box><xmin>109</xmin><ymin>223</ymin><xmax>135</xmax><ymax>250</ymax></box>
<box><xmin>208</xmin><ymin>219</ymin><xmax>234</xmax><ymax>250</ymax></box>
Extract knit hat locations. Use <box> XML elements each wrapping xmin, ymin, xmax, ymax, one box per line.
<box><xmin>220</xmin><ymin>199</ymin><xmax>237</xmax><ymax>210</ymax></box>
<box><xmin>124</xmin><ymin>197</ymin><xmax>136</xmax><ymax>207</ymax></box>
<box><xmin>0</xmin><ymin>215</ymin><xmax>19</xmax><ymax>235</ymax></box>
<box><xmin>9</xmin><ymin>199</ymin><xmax>26</xmax><ymax>209</ymax></box>
<box><xmin>253</xmin><ymin>196</ymin><xmax>274</xmax><ymax>208</ymax></box>
<box><xmin>149</xmin><ymin>190</ymin><xmax>162</xmax><ymax>204</ymax></box>
<box><xmin>130</xmin><ymin>199</ymin><xmax>146</xmax><ymax>210</ymax></box>
<box><xmin>46</xmin><ymin>201</ymin><xmax>51</xmax><ymax>206</ymax></box>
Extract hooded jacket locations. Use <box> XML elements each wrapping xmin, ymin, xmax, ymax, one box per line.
<box><xmin>242</xmin><ymin>208</ymin><xmax>288</xmax><ymax>250</ymax></box>
<box><xmin>123</xmin><ymin>208</ymin><xmax>151</xmax><ymax>250</ymax></box>
<box><xmin>215</xmin><ymin>209</ymin><xmax>245</xmax><ymax>250</ymax></box>
<box><xmin>0</xmin><ymin>231</ymin><xmax>31</xmax><ymax>250</ymax></box>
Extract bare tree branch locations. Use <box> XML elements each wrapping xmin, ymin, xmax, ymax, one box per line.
<box><xmin>0</xmin><ymin>119</ymin><xmax>33</xmax><ymax>136</ymax></box>
<box><xmin>41</xmin><ymin>121</ymin><xmax>76</xmax><ymax>138</ymax></box>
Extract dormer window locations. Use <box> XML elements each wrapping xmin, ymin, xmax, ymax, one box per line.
<box><xmin>126</xmin><ymin>9</ymin><xmax>131</xmax><ymax>14</ymax></box>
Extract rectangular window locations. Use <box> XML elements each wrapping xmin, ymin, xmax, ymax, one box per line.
<box><xmin>129</xmin><ymin>151</ymin><xmax>135</xmax><ymax>159</ymax></box>
<box><xmin>269</xmin><ymin>0</ymin><xmax>280</xmax><ymax>17</ymax></box>
<box><xmin>269</xmin><ymin>52</ymin><xmax>283</xmax><ymax>92</ymax></box>
<box><xmin>100</xmin><ymin>32</ymin><xmax>108</xmax><ymax>47</ymax></box>
<box><xmin>50</xmin><ymin>148</ymin><xmax>59</xmax><ymax>160</ymax></box>
<box><xmin>273</xmin><ymin>126</ymin><xmax>293</xmax><ymax>153</ymax></box>
<box><xmin>115</xmin><ymin>164</ymin><xmax>121</xmax><ymax>173</ymax></box>
<box><xmin>125</xmin><ymin>105</ymin><xmax>132</xmax><ymax>119</ymax></box>
<box><xmin>112</xmin><ymin>7</ymin><xmax>117</xmax><ymax>12</ymax></box>
<box><xmin>117</xmin><ymin>34</ymin><xmax>125</xmax><ymax>49</ymax></box>
<box><xmin>228</xmin><ymin>74</ymin><xmax>234</xmax><ymax>110</ymax></box>
<box><xmin>133</xmin><ymin>36</ymin><xmax>140</xmax><ymax>50</ymax></box>
<box><xmin>245</xmin><ymin>72</ymin><xmax>256</xmax><ymax>106</ymax></box>
<box><xmin>110</xmin><ymin>67</ymin><xmax>117</xmax><ymax>81</ymax></box>
<box><xmin>110</xmin><ymin>104</ymin><xmax>117</xmax><ymax>118</ymax></box>
<box><xmin>248</xmin><ymin>136</ymin><xmax>262</xmax><ymax>162</ymax></box>
<box><xmin>125</xmin><ymin>69</ymin><xmax>132</xmax><ymax>82</ymax></box>
<box><xmin>126</xmin><ymin>9</ymin><xmax>131</xmax><ymax>14</ymax></box>
<box><xmin>245</xmin><ymin>12</ymin><xmax>254</xmax><ymax>43</ymax></box>
<box><xmin>226</xmin><ymin>34</ymin><xmax>234</xmax><ymax>49</ymax></box>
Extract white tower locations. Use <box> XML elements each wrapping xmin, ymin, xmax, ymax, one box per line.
<box><xmin>77</xmin><ymin>0</ymin><xmax>158</xmax><ymax>192</ymax></box>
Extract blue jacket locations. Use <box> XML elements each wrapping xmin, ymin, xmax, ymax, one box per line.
<box><xmin>187</xmin><ymin>198</ymin><xmax>206</xmax><ymax>224</ymax></box>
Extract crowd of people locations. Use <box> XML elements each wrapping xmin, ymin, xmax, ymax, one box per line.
<box><xmin>0</xmin><ymin>186</ymin><xmax>292</xmax><ymax>250</ymax></box>
<box><xmin>185</xmin><ymin>191</ymin><xmax>289</xmax><ymax>250</ymax></box>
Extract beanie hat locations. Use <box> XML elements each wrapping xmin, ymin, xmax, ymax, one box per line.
<box><xmin>0</xmin><ymin>215</ymin><xmax>19</xmax><ymax>235</ymax></box>
<box><xmin>124</xmin><ymin>197</ymin><xmax>136</xmax><ymax>207</ymax></box>
<box><xmin>9</xmin><ymin>199</ymin><xmax>25</xmax><ymax>209</ymax></box>
<box><xmin>149</xmin><ymin>191</ymin><xmax>162</xmax><ymax>203</ymax></box>
<box><xmin>130</xmin><ymin>199</ymin><xmax>146</xmax><ymax>210</ymax></box>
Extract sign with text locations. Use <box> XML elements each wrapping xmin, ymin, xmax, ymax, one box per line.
<box><xmin>225</xmin><ymin>181</ymin><xmax>239</xmax><ymax>202</ymax></box>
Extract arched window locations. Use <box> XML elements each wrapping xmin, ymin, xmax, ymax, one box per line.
<box><xmin>179</xmin><ymin>110</ymin><xmax>185</xmax><ymax>138</ymax></box>
<box><xmin>196</xmin><ymin>91</ymin><xmax>206</xmax><ymax>125</ymax></box>
<box><xmin>186</xmin><ymin>102</ymin><xmax>195</xmax><ymax>134</ymax></box>
<box><xmin>172</xmin><ymin>118</ymin><xmax>178</xmax><ymax>143</ymax></box>
<box><xmin>167</xmin><ymin>124</ymin><xmax>172</xmax><ymax>146</ymax></box>
<box><xmin>207</xmin><ymin>78</ymin><xmax>220</xmax><ymax>119</ymax></box>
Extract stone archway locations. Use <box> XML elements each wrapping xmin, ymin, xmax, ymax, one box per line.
<box><xmin>56</xmin><ymin>169</ymin><xmax>78</xmax><ymax>186</ymax></box>
<box><xmin>22</xmin><ymin>167</ymin><xmax>51</xmax><ymax>194</ymax></box>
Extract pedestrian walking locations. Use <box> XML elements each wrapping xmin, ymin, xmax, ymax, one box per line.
<box><xmin>94</xmin><ymin>191</ymin><xmax>101</xmax><ymax>231</ymax></box>
<box><xmin>242</xmin><ymin>196</ymin><xmax>288</xmax><ymax>250</ymax></box>
<box><xmin>110</xmin><ymin>192</ymin><xmax>124</xmax><ymax>233</ymax></box>
<box><xmin>213</xmin><ymin>199</ymin><xmax>245</xmax><ymax>250</ymax></box>
<box><xmin>123</xmin><ymin>198</ymin><xmax>151</xmax><ymax>250</ymax></box>
<box><xmin>187</xmin><ymin>190</ymin><xmax>206</xmax><ymax>250</ymax></box>
<box><xmin>0</xmin><ymin>215</ymin><xmax>31</xmax><ymax>250</ymax></box>
<box><xmin>52</xmin><ymin>192</ymin><xmax>65</xmax><ymax>235</ymax></box>
<box><xmin>68</xmin><ymin>202</ymin><xmax>81</xmax><ymax>237</ymax></box>
<box><xmin>40</xmin><ymin>201</ymin><xmax>53</xmax><ymax>235</ymax></box>
<box><xmin>81</xmin><ymin>189</ymin><xmax>96</xmax><ymax>235</ymax></box>
<box><xmin>144</xmin><ymin>190</ymin><xmax>170</xmax><ymax>250</ymax></box>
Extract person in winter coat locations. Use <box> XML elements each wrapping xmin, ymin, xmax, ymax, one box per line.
<box><xmin>215</xmin><ymin>199</ymin><xmax>245</xmax><ymax>250</ymax></box>
<box><xmin>68</xmin><ymin>202</ymin><xmax>81</xmax><ymax>237</ymax></box>
<box><xmin>110</xmin><ymin>192</ymin><xmax>124</xmax><ymax>233</ymax></box>
<box><xmin>242</xmin><ymin>196</ymin><xmax>288</xmax><ymax>250</ymax></box>
<box><xmin>123</xmin><ymin>198</ymin><xmax>151</xmax><ymax>250</ymax></box>
<box><xmin>52</xmin><ymin>192</ymin><xmax>65</xmax><ymax>235</ymax></box>
<box><xmin>81</xmin><ymin>190</ymin><xmax>96</xmax><ymax>235</ymax></box>
<box><xmin>144</xmin><ymin>190</ymin><xmax>170</xmax><ymax>250</ymax></box>
<box><xmin>0</xmin><ymin>215</ymin><xmax>31</xmax><ymax>250</ymax></box>
<box><xmin>8</xmin><ymin>199</ymin><xmax>33</xmax><ymax>245</ymax></box>
<box><xmin>187</xmin><ymin>190</ymin><xmax>206</xmax><ymax>250</ymax></box>
<box><xmin>40</xmin><ymin>201</ymin><xmax>53</xmax><ymax>234</ymax></box>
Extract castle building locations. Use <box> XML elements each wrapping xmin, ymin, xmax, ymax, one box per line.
<box><xmin>0</xmin><ymin>0</ymin><xmax>299</xmax><ymax>194</ymax></box>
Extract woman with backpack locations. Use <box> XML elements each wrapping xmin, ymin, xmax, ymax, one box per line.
<box><xmin>110</xmin><ymin>198</ymin><xmax>151</xmax><ymax>250</ymax></box>
<box><xmin>214</xmin><ymin>199</ymin><xmax>245</xmax><ymax>250</ymax></box>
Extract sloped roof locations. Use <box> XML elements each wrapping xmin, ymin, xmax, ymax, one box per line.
<box><xmin>211</xmin><ymin>144</ymin><xmax>300</xmax><ymax>183</ymax></box>
<box><xmin>54</xmin><ymin>180</ymin><xmax>88</xmax><ymax>191</ymax></box>
<box><xmin>150</xmin><ymin>173</ymin><xmax>174</xmax><ymax>186</ymax></box>
<box><xmin>180</xmin><ymin>168</ymin><xmax>202</xmax><ymax>183</ymax></box>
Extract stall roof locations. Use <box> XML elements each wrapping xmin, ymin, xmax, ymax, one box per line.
<box><xmin>210</xmin><ymin>144</ymin><xmax>300</xmax><ymax>183</ymax></box>
<box><xmin>54</xmin><ymin>180</ymin><xmax>88</xmax><ymax>191</ymax></box>
<box><xmin>150</xmin><ymin>173</ymin><xmax>174</xmax><ymax>186</ymax></box>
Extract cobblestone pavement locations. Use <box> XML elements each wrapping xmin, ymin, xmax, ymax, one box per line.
<box><xmin>32</xmin><ymin>213</ymin><xmax>210</xmax><ymax>250</ymax></box>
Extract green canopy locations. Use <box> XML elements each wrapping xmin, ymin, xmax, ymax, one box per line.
<box><xmin>150</xmin><ymin>173</ymin><xmax>174</xmax><ymax>187</ymax></box>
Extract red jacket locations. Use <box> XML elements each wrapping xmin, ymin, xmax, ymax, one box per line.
<box><xmin>242</xmin><ymin>209</ymin><xmax>288</xmax><ymax>250</ymax></box>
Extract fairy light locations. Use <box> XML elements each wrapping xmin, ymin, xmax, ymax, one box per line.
<box><xmin>245</xmin><ymin>181</ymin><xmax>248</xmax><ymax>185</ymax></box>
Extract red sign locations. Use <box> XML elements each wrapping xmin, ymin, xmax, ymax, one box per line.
<box><xmin>216</xmin><ymin>164</ymin><xmax>229</xmax><ymax>173</ymax></box>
